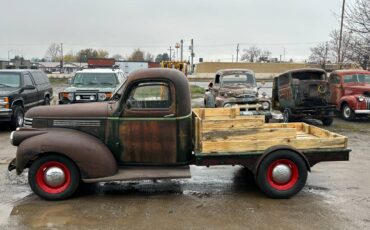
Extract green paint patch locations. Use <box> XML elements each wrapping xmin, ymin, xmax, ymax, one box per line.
<box><xmin>190</xmin><ymin>85</ymin><xmax>205</xmax><ymax>99</ymax></box>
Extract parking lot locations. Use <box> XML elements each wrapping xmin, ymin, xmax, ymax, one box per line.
<box><xmin>0</xmin><ymin>86</ymin><xmax>370</xmax><ymax>229</ymax></box>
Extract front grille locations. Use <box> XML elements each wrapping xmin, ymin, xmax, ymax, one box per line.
<box><xmin>53</xmin><ymin>120</ymin><xmax>101</xmax><ymax>127</ymax></box>
<box><xmin>75</xmin><ymin>92</ymin><xmax>98</xmax><ymax>101</ymax></box>
<box><xmin>24</xmin><ymin>117</ymin><xmax>33</xmax><ymax>127</ymax></box>
<box><xmin>366</xmin><ymin>97</ymin><xmax>370</xmax><ymax>109</ymax></box>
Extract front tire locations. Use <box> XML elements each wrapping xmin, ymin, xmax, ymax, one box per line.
<box><xmin>256</xmin><ymin>150</ymin><xmax>308</xmax><ymax>199</ymax></box>
<box><xmin>44</xmin><ymin>96</ymin><xmax>51</xmax><ymax>105</ymax></box>
<box><xmin>341</xmin><ymin>103</ymin><xmax>356</xmax><ymax>121</ymax></box>
<box><xmin>11</xmin><ymin>106</ymin><xmax>24</xmax><ymax>129</ymax></box>
<box><xmin>28</xmin><ymin>154</ymin><xmax>80</xmax><ymax>200</ymax></box>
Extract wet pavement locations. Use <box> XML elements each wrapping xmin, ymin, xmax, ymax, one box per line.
<box><xmin>0</xmin><ymin>118</ymin><xmax>369</xmax><ymax>229</ymax></box>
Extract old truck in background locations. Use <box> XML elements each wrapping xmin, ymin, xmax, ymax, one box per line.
<box><xmin>8</xmin><ymin>69</ymin><xmax>350</xmax><ymax>200</ymax></box>
<box><xmin>328</xmin><ymin>69</ymin><xmax>370</xmax><ymax>120</ymax></box>
<box><xmin>204</xmin><ymin>69</ymin><xmax>272</xmax><ymax>120</ymax></box>
<box><xmin>272</xmin><ymin>68</ymin><xmax>336</xmax><ymax>125</ymax></box>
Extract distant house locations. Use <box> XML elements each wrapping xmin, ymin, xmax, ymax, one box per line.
<box><xmin>36</xmin><ymin>62</ymin><xmax>87</xmax><ymax>73</ymax></box>
<box><xmin>115</xmin><ymin>61</ymin><xmax>160</xmax><ymax>75</ymax></box>
<box><xmin>0</xmin><ymin>59</ymin><xmax>36</xmax><ymax>69</ymax></box>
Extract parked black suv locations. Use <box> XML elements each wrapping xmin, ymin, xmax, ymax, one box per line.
<box><xmin>0</xmin><ymin>69</ymin><xmax>53</xmax><ymax>128</ymax></box>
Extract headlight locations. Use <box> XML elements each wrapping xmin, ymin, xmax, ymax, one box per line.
<box><xmin>10</xmin><ymin>131</ymin><xmax>14</xmax><ymax>141</ymax></box>
<box><xmin>98</xmin><ymin>93</ymin><xmax>107</xmax><ymax>101</ymax></box>
<box><xmin>358</xmin><ymin>96</ymin><xmax>365</xmax><ymax>102</ymax></box>
<box><xmin>224</xmin><ymin>103</ymin><xmax>233</xmax><ymax>107</ymax></box>
<box><xmin>89</xmin><ymin>95</ymin><xmax>96</xmax><ymax>101</ymax></box>
<box><xmin>262</xmin><ymin>102</ymin><xmax>270</xmax><ymax>110</ymax></box>
<box><xmin>62</xmin><ymin>92</ymin><xmax>74</xmax><ymax>101</ymax></box>
<box><xmin>0</xmin><ymin>97</ymin><xmax>9</xmax><ymax>109</ymax></box>
<box><xmin>75</xmin><ymin>95</ymin><xmax>81</xmax><ymax>100</ymax></box>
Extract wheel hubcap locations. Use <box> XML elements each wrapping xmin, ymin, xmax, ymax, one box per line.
<box><xmin>271</xmin><ymin>164</ymin><xmax>292</xmax><ymax>184</ymax></box>
<box><xmin>17</xmin><ymin>113</ymin><xmax>24</xmax><ymax>126</ymax></box>
<box><xmin>44</xmin><ymin>167</ymin><xmax>66</xmax><ymax>187</ymax></box>
<box><xmin>343</xmin><ymin>106</ymin><xmax>351</xmax><ymax>118</ymax></box>
<box><xmin>267</xmin><ymin>159</ymin><xmax>299</xmax><ymax>191</ymax></box>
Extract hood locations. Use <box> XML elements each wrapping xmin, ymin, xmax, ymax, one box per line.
<box><xmin>0</xmin><ymin>87</ymin><xmax>20</xmax><ymax>96</ymax></box>
<box><xmin>344</xmin><ymin>84</ymin><xmax>370</xmax><ymax>96</ymax></box>
<box><xmin>219</xmin><ymin>86</ymin><xmax>257</xmax><ymax>98</ymax></box>
<box><xmin>26</xmin><ymin>102</ymin><xmax>109</xmax><ymax>119</ymax></box>
<box><xmin>64</xmin><ymin>86</ymin><xmax>115</xmax><ymax>93</ymax></box>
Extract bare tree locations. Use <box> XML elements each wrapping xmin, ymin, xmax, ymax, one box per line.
<box><xmin>345</xmin><ymin>0</ymin><xmax>370</xmax><ymax>35</ymax></box>
<box><xmin>145</xmin><ymin>53</ymin><xmax>154</xmax><ymax>62</ymax></box>
<box><xmin>45</xmin><ymin>43</ymin><xmax>61</xmax><ymax>61</ymax></box>
<box><xmin>309</xmin><ymin>42</ymin><xmax>331</xmax><ymax>68</ymax></box>
<box><xmin>259</xmin><ymin>50</ymin><xmax>272</xmax><ymax>62</ymax></box>
<box><xmin>329</xmin><ymin>29</ymin><xmax>353</xmax><ymax>64</ymax></box>
<box><xmin>111</xmin><ymin>54</ymin><xmax>124</xmax><ymax>60</ymax></box>
<box><xmin>241</xmin><ymin>46</ymin><xmax>262</xmax><ymax>62</ymax></box>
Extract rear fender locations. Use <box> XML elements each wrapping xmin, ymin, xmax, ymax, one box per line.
<box><xmin>15</xmin><ymin>128</ymin><xmax>118</xmax><ymax>179</ymax></box>
<box><xmin>253</xmin><ymin>145</ymin><xmax>311</xmax><ymax>177</ymax></box>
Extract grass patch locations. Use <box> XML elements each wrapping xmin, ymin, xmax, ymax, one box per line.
<box><xmin>49</xmin><ymin>78</ymin><xmax>69</xmax><ymax>86</ymax></box>
<box><xmin>190</xmin><ymin>85</ymin><xmax>205</xmax><ymax>98</ymax></box>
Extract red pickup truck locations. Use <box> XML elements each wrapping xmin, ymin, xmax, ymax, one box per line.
<box><xmin>328</xmin><ymin>69</ymin><xmax>370</xmax><ymax>120</ymax></box>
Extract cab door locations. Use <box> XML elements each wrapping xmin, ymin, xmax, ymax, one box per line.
<box><xmin>118</xmin><ymin>80</ymin><xmax>177</xmax><ymax>164</ymax></box>
<box><xmin>328</xmin><ymin>73</ymin><xmax>342</xmax><ymax>104</ymax></box>
<box><xmin>22</xmin><ymin>72</ymin><xmax>38</xmax><ymax>109</ymax></box>
<box><xmin>277</xmin><ymin>74</ymin><xmax>294</xmax><ymax>109</ymax></box>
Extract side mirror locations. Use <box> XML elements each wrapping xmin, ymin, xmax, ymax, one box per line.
<box><xmin>22</xmin><ymin>85</ymin><xmax>36</xmax><ymax>91</ymax></box>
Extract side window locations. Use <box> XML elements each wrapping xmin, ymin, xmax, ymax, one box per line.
<box><xmin>32</xmin><ymin>72</ymin><xmax>46</xmax><ymax>85</ymax></box>
<box><xmin>215</xmin><ymin>74</ymin><xmax>220</xmax><ymax>84</ymax></box>
<box><xmin>41</xmin><ymin>72</ymin><xmax>50</xmax><ymax>83</ymax></box>
<box><xmin>23</xmin><ymin>73</ymin><xmax>34</xmax><ymax>86</ymax></box>
<box><xmin>127</xmin><ymin>82</ymin><xmax>171</xmax><ymax>109</ymax></box>
<box><xmin>278</xmin><ymin>74</ymin><xmax>289</xmax><ymax>86</ymax></box>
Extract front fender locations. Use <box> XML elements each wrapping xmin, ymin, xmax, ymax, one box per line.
<box><xmin>338</xmin><ymin>95</ymin><xmax>358</xmax><ymax>110</ymax></box>
<box><xmin>15</xmin><ymin>128</ymin><xmax>118</xmax><ymax>179</ymax></box>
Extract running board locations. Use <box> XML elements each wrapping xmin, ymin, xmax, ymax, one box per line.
<box><xmin>82</xmin><ymin>166</ymin><xmax>191</xmax><ymax>183</ymax></box>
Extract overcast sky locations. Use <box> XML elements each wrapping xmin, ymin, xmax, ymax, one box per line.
<box><xmin>0</xmin><ymin>0</ymin><xmax>347</xmax><ymax>62</ymax></box>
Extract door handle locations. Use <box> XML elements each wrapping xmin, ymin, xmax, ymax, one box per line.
<box><xmin>163</xmin><ymin>114</ymin><xmax>174</xmax><ymax>118</ymax></box>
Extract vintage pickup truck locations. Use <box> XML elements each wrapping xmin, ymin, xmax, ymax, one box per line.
<box><xmin>8</xmin><ymin>69</ymin><xmax>350</xmax><ymax>200</ymax></box>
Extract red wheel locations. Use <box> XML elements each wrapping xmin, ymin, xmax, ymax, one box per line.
<box><xmin>29</xmin><ymin>155</ymin><xmax>80</xmax><ymax>200</ymax></box>
<box><xmin>36</xmin><ymin>161</ymin><xmax>72</xmax><ymax>194</ymax></box>
<box><xmin>256</xmin><ymin>150</ymin><xmax>308</xmax><ymax>198</ymax></box>
<box><xmin>266</xmin><ymin>159</ymin><xmax>299</xmax><ymax>191</ymax></box>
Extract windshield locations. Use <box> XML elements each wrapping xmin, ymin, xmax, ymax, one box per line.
<box><xmin>343</xmin><ymin>74</ymin><xmax>370</xmax><ymax>83</ymax></box>
<box><xmin>72</xmin><ymin>73</ymin><xmax>117</xmax><ymax>87</ymax></box>
<box><xmin>0</xmin><ymin>73</ymin><xmax>21</xmax><ymax>88</ymax></box>
<box><xmin>292</xmin><ymin>71</ymin><xmax>326</xmax><ymax>80</ymax></box>
<box><xmin>221</xmin><ymin>73</ymin><xmax>255</xmax><ymax>87</ymax></box>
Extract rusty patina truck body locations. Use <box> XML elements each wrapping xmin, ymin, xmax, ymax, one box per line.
<box><xmin>8</xmin><ymin>69</ymin><xmax>350</xmax><ymax>200</ymax></box>
<box><xmin>204</xmin><ymin>69</ymin><xmax>272</xmax><ymax>119</ymax></box>
<box><xmin>272</xmin><ymin>68</ymin><xmax>336</xmax><ymax>125</ymax></box>
<box><xmin>328</xmin><ymin>69</ymin><xmax>370</xmax><ymax>120</ymax></box>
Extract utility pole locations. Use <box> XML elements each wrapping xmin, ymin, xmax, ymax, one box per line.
<box><xmin>180</xmin><ymin>39</ymin><xmax>184</xmax><ymax>62</ymax></box>
<box><xmin>236</xmin><ymin>43</ymin><xmax>239</xmax><ymax>62</ymax></box>
<box><xmin>190</xmin><ymin>39</ymin><xmax>194</xmax><ymax>74</ymax></box>
<box><xmin>175</xmin><ymin>43</ymin><xmax>180</xmax><ymax>61</ymax></box>
<box><xmin>283</xmin><ymin>47</ymin><xmax>286</xmax><ymax>62</ymax></box>
<box><xmin>168</xmin><ymin>46</ymin><xmax>173</xmax><ymax>61</ymax></box>
<box><xmin>338</xmin><ymin>0</ymin><xmax>346</xmax><ymax>66</ymax></box>
<box><xmin>324</xmin><ymin>42</ymin><xmax>329</xmax><ymax>69</ymax></box>
<box><xmin>232</xmin><ymin>54</ymin><xmax>234</xmax><ymax>62</ymax></box>
<box><xmin>60</xmin><ymin>43</ymin><xmax>64</xmax><ymax>73</ymax></box>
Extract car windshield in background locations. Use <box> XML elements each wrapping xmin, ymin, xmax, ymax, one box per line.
<box><xmin>292</xmin><ymin>72</ymin><xmax>326</xmax><ymax>80</ymax></box>
<box><xmin>222</xmin><ymin>73</ymin><xmax>255</xmax><ymax>86</ymax></box>
<box><xmin>344</xmin><ymin>74</ymin><xmax>370</xmax><ymax>83</ymax></box>
<box><xmin>72</xmin><ymin>73</ymin><xmax>117</xmax><ymax>86</ymax></box>
<box><xmin>0</xmin><ymin>73</ymin><xmax>21</xmax><ymax>88</ymax></box>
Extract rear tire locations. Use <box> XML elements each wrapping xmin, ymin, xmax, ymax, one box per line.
<box><xmin>256</xmin><ymin>150</ymin><xmax>308</xmax><ymax>199</ymax></box>
<box><xmin>11</xmin><ymin>106</ymin><xmax>24</xmax><ymax>129</ymax></box>
<box><xmin>321</xmin><ymin>117</ymin><xmax>334</xmax><ymax>126</ymax></box>
<box><xmin>283</xmin><ymin>108</ymin><xmax>292</xmax><ymax>123</ymax></box>
<box><xmin>28</xmin><ymin>154</ymin><xmax>80</xmax><ymax>200</ymax></box>
<box><xmin>44</xmin><ymin>96</ymin><xmax>50</xmax><ymax>105</ymax></box>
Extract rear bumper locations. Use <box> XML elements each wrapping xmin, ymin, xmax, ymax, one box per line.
<box><xmin>354</xmin><ymin>110</ymin><xmax>370</xmax><ymax>114</ymax></box>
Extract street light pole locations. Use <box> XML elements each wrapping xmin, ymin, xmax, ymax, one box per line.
<box><xmin>338</xmin><ymin>0</ymin><xmax>346</xmax><ymax>66</ymax></box>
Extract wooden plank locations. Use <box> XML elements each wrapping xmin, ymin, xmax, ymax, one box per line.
<box><xmin>202</xmin><ymin>128</ymin><xmax>297</xmax><ymax>141</ymax></box>
<box><xmin>202</xmin><ymin>107</ymin><xmax>240</xmax><ymax>118</ymax></box>
<box><xmin>308</xmin><ymin>125</ymin><xmax>332</xmax><ymax>138</ymax></box>
<box><xmin>201</xmin><ymin>137</ymin><xmax>347</xmax><ymax>154</ymax></box>
<box><xmin>202</xmin><ymin>119</ymin><xmax>264</xmax><ymax>132</ymax></box>
<box><xmin>197</xmin><ymin>117</ymin><xmax>202</xmax><ymax>152</ymax></box>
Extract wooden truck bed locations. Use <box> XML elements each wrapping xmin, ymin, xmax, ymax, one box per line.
<box><xmin>192</xmin><ymin>108</ymin><xmax>348</xmax><ymax>155</ymax></box>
